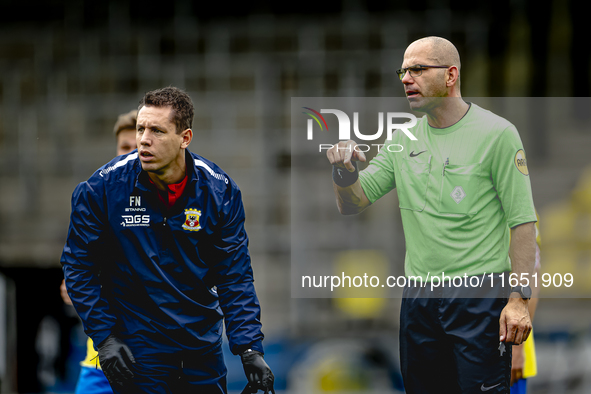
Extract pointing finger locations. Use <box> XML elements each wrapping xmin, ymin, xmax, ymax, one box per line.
<box><xmin>354</xmin><ymin>149</ymin><xmax>367</xmax><ymax>163</ymax></box>
<box><xmin>343</xmin><ymin>141</ymin><xmax>356</xmax><ymax>172</ymax></box>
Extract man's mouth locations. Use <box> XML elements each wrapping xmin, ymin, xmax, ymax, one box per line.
<box><xmin>140</xmin><ymin>151</ymin><xmax>154</xmax><ymax>161</ymax></box>
<box><xmin>406</xmin><ymin>90</ymin><xmax>420</xmax><ymax>98</ymax></box>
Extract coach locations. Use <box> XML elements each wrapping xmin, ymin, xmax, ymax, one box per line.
<box><xmin>327</xmin><ymin>37</ymin><xmax>537</xmax><ymax>393</ymax></box>
<box><xmin>61</xmin><ymin>87</ymin><xmax>274</xmax><ymax>394</ymax></box>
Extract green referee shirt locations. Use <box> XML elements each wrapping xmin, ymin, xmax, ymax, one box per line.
<box><xmin>359</xmin><ymin>103</ymin><xmax>537</xmax><ymax>280</ymax></box>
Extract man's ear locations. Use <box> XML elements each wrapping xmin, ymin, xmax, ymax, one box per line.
<box><xmin>446</xmin><ymin>66</ymin><xmax>459</xmax><ymax>87</ymax></box>
<box><xmin>181</xmin><ymin>128</ymin><xmax>192</xmax><ymax>148</ymax></box>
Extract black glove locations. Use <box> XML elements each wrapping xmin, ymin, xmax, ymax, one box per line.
<box><xmin>97</xmin><ymin>334</ymin><xmax>136</xmax><ymax>386</ymax></box>
<box><xmin>240</xmin><ymin>349</ymin><xmax>275</xmax><ymax>394</ymax></box>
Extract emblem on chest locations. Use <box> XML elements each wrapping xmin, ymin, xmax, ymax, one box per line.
<box><xmin>182</xmin><ymin>208</ymin><xmax>202</xmax><ymax>231</ymax></box>
<box><xmin>451</xmin><ymin>186</ymin><xmax>466</xmax><ymax>204</ymax></box>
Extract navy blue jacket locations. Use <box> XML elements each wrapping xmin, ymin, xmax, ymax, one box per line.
<box><xmin>61</xmin><ymin>150</ymin><xmax>264</xmax><ymax>355</ymax></box>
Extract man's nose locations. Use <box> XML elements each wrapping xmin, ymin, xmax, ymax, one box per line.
<box><xmin>401</xmin><ymin>71</ymin><xmax>414</xmax><ymax>84</ymax></box>
<box><xmin>139</xmin><ymin>131</ymin><xmax>151</xmax><ymax>145</ymax></box>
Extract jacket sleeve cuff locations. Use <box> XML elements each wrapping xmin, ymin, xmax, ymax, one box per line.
<box><xmin>235</xmin><ymin>340</ymin><xmax>264</xmax><ymax>355</ymax></box>
<box><xmin>90</xmin><ymin>330</ymin><xmax>113</xmax><ymax>350</ymax></box>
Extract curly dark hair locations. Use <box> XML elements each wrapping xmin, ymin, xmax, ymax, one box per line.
<box><xmin>138</xmin><ymin>87</ymin><xmax>194</xmax><ymax>134</ymax></box>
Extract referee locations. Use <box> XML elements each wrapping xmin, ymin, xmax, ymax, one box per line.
<box><xmin>327</xmin><ymin>36</ymin><xmax>536</xmax><ymax>393</ymax></box>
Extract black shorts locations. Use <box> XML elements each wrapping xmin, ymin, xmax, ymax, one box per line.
<box><xmin>400</xmin><ymin>273</ymin><xmax>512</xmax><ymax>393</ymax></box>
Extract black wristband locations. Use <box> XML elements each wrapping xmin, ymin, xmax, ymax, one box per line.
<box><xmin>332</xmin><ymin>161</ymin><xmax>359</xmax><ymax>187</ymax></box>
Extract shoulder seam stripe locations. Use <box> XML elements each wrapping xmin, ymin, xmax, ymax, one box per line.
<box><xmin>194</xmin><ymin>159</ymin><xmax>228</xmax><ymax>184</ymax></box>
<box><xmin>99</xmin><ymin>153</ymin><xmax>138</xmax><ymax>177</ymax></box>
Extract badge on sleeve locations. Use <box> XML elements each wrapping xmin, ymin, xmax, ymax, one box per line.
<box><xmin>514</xmin><ymin>149</ymin><xmax>529</xmax><ymax>176</ymax></box>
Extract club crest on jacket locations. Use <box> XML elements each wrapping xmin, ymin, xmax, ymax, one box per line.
<box><xmin>183</xmin><ymin>208</ymin><xmax>202</xmax><ymax>231</ymax></box>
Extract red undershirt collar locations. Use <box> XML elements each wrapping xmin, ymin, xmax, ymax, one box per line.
<box><xmin>149</xmin><ymin>174</ymin><xmax>188</xmax><ymax>208</ymax></box>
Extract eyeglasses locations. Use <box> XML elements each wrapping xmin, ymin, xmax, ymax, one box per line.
<box><xmin>396</xmin><ymin>64</ymin><xmax>450</xmax><ymax>81</ymax></box>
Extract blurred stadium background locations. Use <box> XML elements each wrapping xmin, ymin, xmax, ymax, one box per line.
<box><xmin>0</xmin><ymin>0</ymin><xmax>590</xmax><ymax>392</ymax></box>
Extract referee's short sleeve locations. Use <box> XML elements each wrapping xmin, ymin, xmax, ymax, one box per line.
<box><xmin>491</xmin><ymin>125</ymin><xmax>537</xmax><ymax>228</ymax></box>
<box><xmin>359</xmin><ymin>147</ymin><xmax>396</xmax><ymax>203</ymax></box>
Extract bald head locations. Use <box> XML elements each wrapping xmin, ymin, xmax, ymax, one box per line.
<box><xmin>408</xmin><ymin>36</ymin><xmax>461</xmax><ymax>71</ymax></box>
<box><xmin>403</xmin><ymin>36</ymin><xmax>462</xmax><ymax>93</ymax></box>
<box><xmin>401</xmin><ymin>37</ymin><xmax>468</xmax><ymax>120</ymax></box>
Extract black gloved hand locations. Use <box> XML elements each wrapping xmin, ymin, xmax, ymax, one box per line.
<box><xmin>97</xmin><ymin>334</ymin><xmax>136</xmax><ymax>386</ymax></box>
<box><xmin>240</xmin><ymin>349</ymin><xmax>275</xmax><ymax>394</ymax></box>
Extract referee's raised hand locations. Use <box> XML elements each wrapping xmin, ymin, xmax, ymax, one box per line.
<box><xmin>326</xmin><ymin>139</ymin><xmax>371</xmax><ymax>214</ymax></box>
<box><xmin>326</xmin><ymin>140</ymin><xmax>366</xmax><ymax>172</ymax></box>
